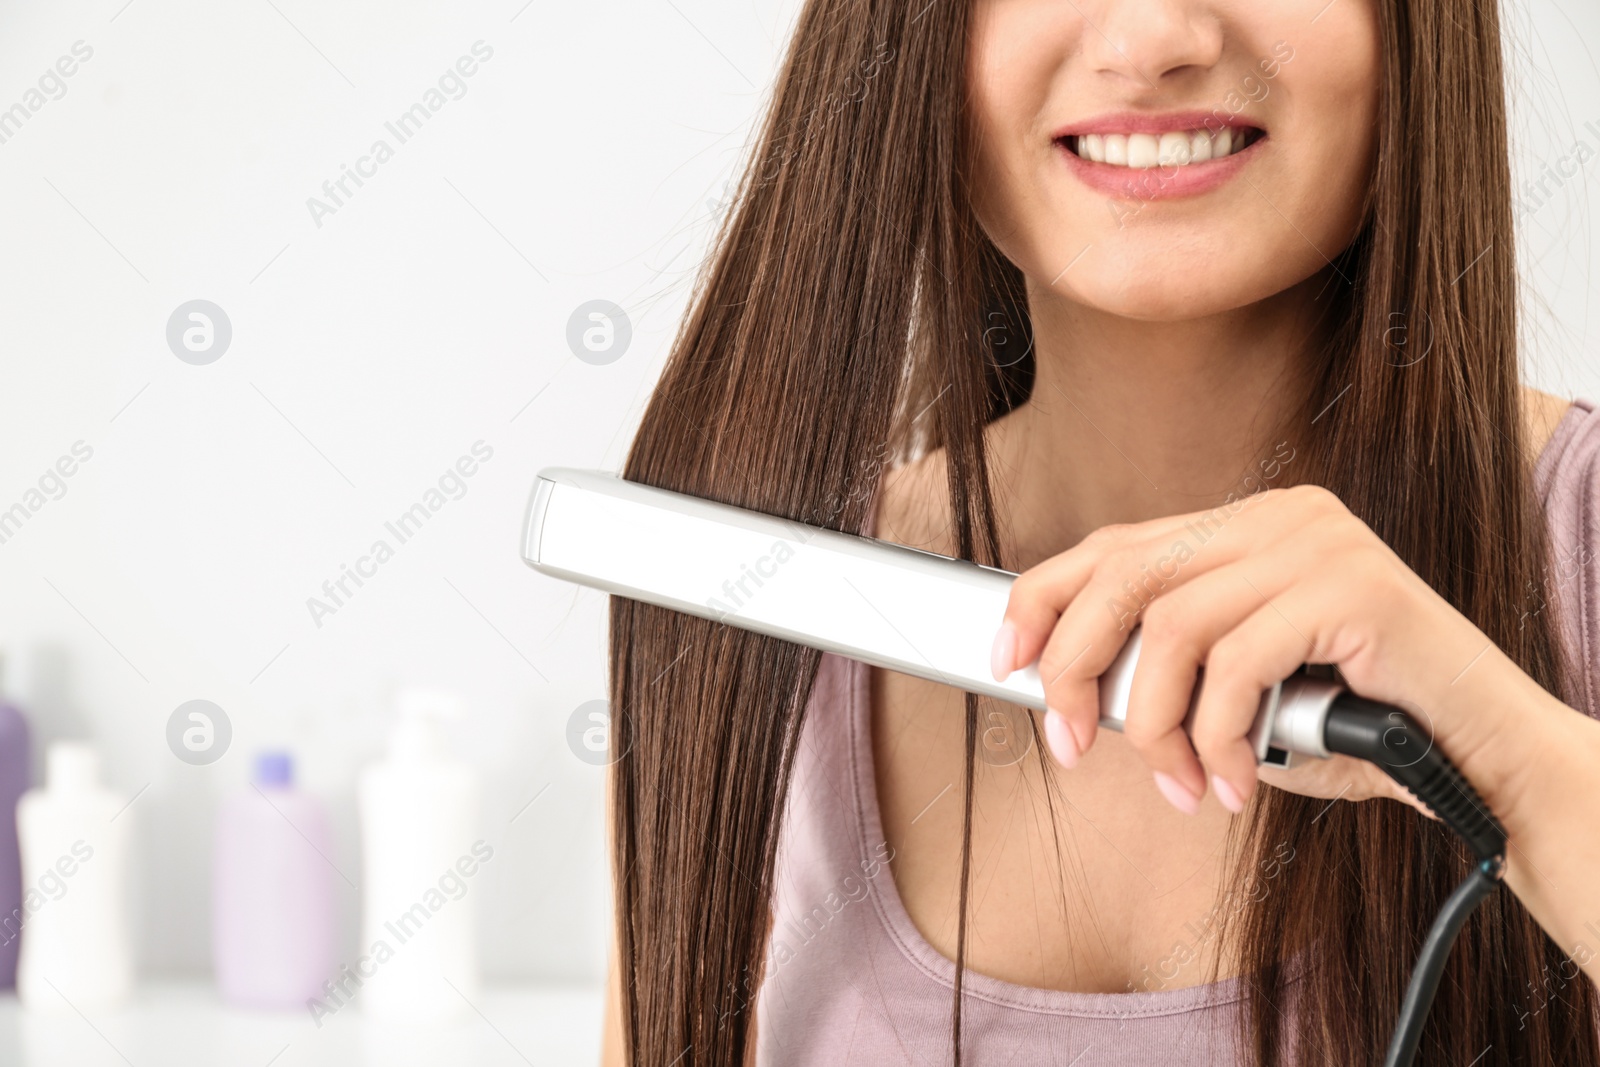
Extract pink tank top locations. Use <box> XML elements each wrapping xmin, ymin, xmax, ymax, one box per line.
<box><xmin>756</xmin><ymin>397</ymin><xmax>1600</xmax><ymax>1065</ymax></box>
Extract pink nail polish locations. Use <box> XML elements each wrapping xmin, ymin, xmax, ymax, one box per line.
<box><xmin>1043</xmin><ymin>708</ymin><xmax>1080</xmax><ymax>769</ymax></box>
<box><xmin>1153</xmin><ymin>771</ymin><xmax>1200</xmax><ymax>815</ymax></box>
<box><xmin>990</xmin><ymin>621</ymin><xmax>1016</xmax><ymax>681</ymax></box>
<box><xmin>1211</xmin><ymin>774</ymin><xmax>1246</xmax><ymax>814</ymax></box>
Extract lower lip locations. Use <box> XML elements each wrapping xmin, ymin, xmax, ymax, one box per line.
<box><xmin>1056</xmin><ymin>135</ymin><xmax>1265</xmax><ymax>201</ymax></box>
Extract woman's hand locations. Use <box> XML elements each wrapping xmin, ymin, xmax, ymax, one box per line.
<box><xmin>990</xmin><ymin>481</ymin><xmax>1600</xmax><ymax>986</ymax></box>
<box><xmin>989</xmin><ymin>484</ymin><xmax>1563</xmax><ymax>825</ymax></box>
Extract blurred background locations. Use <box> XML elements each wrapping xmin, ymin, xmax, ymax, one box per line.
<box><xmin>0</xmin><ymin>0</ymin><xmax>1596</xmax><ymax>1062</ymax></box>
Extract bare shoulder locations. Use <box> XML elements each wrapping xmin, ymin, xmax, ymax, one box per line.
<box><xmin>1521</xmin><ymin>384</ymin><xmax>1575</xmax><ymax>462</ymax></box>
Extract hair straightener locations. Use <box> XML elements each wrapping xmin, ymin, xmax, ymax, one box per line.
<box><xmin>522</xmin><ymin>466</ymin><xmax>1509</xmax><ymax>1067</ymax></box>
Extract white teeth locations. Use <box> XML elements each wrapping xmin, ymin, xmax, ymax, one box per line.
<box><xmin>1071</xmin><ymin>126</ymin><xmax>1250</xmax><ymax>168</ymax></box>
<box><xmin>1157</xmin><ymin>131</ymin><xmax>1191</xmax><ymax>165</ymax></box>
<box><xmin>1126</xmin><ymin>133</ymin><xmax>1159</xmax><ymax>168</ymax></box>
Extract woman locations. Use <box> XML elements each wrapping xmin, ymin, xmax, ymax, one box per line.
<box><xmin>604</xmin><ymin>0</ymin><xmax>1600</xmax><ymax>1063</ymax></box>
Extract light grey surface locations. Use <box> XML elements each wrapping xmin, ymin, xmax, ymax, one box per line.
<box><xmin>0</xmin><ymin>983</ymin><xmax>601</xmax><ymax>1067</ymax></box>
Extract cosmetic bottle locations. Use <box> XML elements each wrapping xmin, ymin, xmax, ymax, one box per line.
<box><xmin>16</xmin><ymin>742</ymin><xmax>132</xmax><ymax>1011</ymax></box>
<box><xmin>356</xmin><ymin>689</ymin><xmax>481</xmax><ymax>1023</ymax></box>
<box><xmin>213</xmin><ymin>750</ymin><xmax>336</xmax><ymax>1008</ymax></box>
<box><xmin>0</xmin><ymin>655</ymin><xmax>30</xmax><ymax>988</ymax></box>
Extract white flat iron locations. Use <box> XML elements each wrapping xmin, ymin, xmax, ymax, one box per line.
<box><xmin>520</xmin><ymin>468</ymin><xmax>1340</xmax><ymax>767</ymax></box>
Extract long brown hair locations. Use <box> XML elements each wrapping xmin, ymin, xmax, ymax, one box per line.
<box><xmin>608</xmin><ymin>1</ymin><xmax>1600</xmax><ymax>1063</ymax></box>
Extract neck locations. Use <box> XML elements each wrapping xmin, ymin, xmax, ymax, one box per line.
<box><xmin>986</xmin><ymin>273</ymin><xmax>1325</xmax><ymax>570</ymax></box>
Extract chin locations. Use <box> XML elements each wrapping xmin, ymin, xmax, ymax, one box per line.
<box><xmin>1038</xmin><ymin>237</ymin><xmax>1295</xmax><ymax>322</ymax></box>
<box><xmin>1065</xmin><ymin>281</ymin><xmax>1235</xmax><ymax>321</ymax></box>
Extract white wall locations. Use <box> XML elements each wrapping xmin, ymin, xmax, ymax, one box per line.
<box><xmin>0</xmin><ymin>0</ymin><xmax>1595</xmax><ymax>991</ymax></box>
<box><xmin>1506</xmin><ymin>2</ymin><xmax>1600</xmax><ymax>397</ymax></box>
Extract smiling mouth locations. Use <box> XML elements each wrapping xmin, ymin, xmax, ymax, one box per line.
<box><xmin>1060</xmin><ymin>127</ymin><xmax>1265</xmax><ymax>169</ymax></box>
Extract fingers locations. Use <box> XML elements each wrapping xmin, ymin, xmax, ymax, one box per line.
<box><xmin>987</xmin><ymin>487</ymin><xmax>1353</xmax><ymax>817</ymax></box>
<box><xmin>994</xmin><ymin>518</ymin><xmax>1198</xmax><ymax>678</ymax></box>
<box><xmin>1029</xmin><ymin>556</ymin><xmax>1319</xmax><ymax>818</ymax></box>
<box><xmin>1034</xmin><ymin>523</ymin><xmax>1303</xmax><ymax>780</ymax></box>
<box><xmin>997</xmin><ymin>492</ymin><xmax>1289</xmax><ymax>678</ymax></box>
<box><xmin>1122</xmin><ymin>563</ymin><xmax>1296</xmax><ymax>810</ymax></box>
<box><xmin>1191</xmin><ymin>583</ymin><xmax>1330</xmax><ymax>812</ymax></box>
<box><xmin>1032</xmin><ymin>626</ymin><xmax>1112</xmax><ymax>763</ymax></box>
<box><xmin>993</xmin><ymin>523</ymin><xmax>1185</xmax><ymax>763</ymax></box>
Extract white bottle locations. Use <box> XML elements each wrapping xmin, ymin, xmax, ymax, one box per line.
<box><xmin>16</xmin><ymin>743</ymin><xmax>133</xmax><ymax>1011</ymax></box>
<box><xmin>355</xmin><ymin>689</ymin><xmax>483</xmax><ymax>1024</ymax></box>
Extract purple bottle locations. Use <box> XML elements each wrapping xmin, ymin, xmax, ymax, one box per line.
<box><xmin>0</xmin><ymin>655</ymin><xmax>28</xmax><ymax>988</ymax></box>
<box><xmin>213</xmin><ymin>751</ymin><xmax>336</xmax><ymax>1008</ymax></box>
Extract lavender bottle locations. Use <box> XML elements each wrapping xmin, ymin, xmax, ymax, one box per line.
<box><xmin>213</xmin><ymin>751</ymin><xmax>336</xmax><ymax>1008</ymax></box>
<box><xmin>0</xmin><ymin>656</ymin><xmax>28</xmax><ymax>988</ymax></box>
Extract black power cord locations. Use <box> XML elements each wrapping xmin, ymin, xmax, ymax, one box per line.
<box><xmin>1321</xmin><ymin>693</ymin><xmax>1509</xmax><ymax>1067</ymax></box>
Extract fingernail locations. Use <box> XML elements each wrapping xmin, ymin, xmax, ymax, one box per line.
<box><xmin>1043</xmin><ymin>708</ymin><xmax>1080</xmax><ymax>769</ymax></box>
<box><xmin>1153</xmin><ymin>771</ymin><xmax>1201</xmax><ymax>816</ymax></box>
<box><xmin>990</xmin><ymin>621</ymin><xmax>1016</xmax><ymax>681</ymax></box>
<box><xmin>1211</xmin><ymin>774</ymin><xmax>1246</xmax><ymax>815</ymax></box>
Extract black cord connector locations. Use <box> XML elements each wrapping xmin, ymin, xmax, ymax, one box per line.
<box><xmin>1321</xmin><ymin>692</ymin><xmax>1508</xmax><ymax>1067</ymax></box>
<box><xmin>1322</xmin><ymin>693</ymin><xmax>1507</xmax><ymax>861</ymax></box>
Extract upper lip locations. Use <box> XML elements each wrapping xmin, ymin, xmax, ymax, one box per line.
<box><xmin>1051</xmin><ymin>110</ymin><xmax>1264</xmax><ymax>138</ymax></box>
